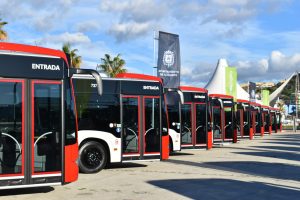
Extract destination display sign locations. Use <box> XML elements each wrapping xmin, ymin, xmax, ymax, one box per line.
<box><xmin>0</xmin><ymin>54</ymin><xmax>65</xmax><ymax>79</ymax></box>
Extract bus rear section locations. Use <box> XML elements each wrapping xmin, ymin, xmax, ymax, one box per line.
<box><xmin>72</xmin><ymin>73</ymin><xmax>169</xmax><ymax>173</ymax></box>
<box><xmin>209</xmin><ymin>94</ymin><xmax>236</xmax><ymax>145</ymax></box>
<box><xmin>0</xmin><ymin>42</ymin><xmax>102</xmax><ymax>189</ymax></box>
<box><xmin>236</xmin><ymin>99</ymin><xmax>251</xmax><ymax>139</ymax></box>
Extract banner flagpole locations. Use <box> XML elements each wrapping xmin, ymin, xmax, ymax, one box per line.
<box><xmin>153</xmin><ymin>31</ymin><xmax>158</xmax><ymax>76</ymax></box>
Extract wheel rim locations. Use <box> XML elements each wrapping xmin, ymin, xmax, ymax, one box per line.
<box><xmin>82</xmin><ymin>147</ymin><xmax>103</xmax><ymax>169</ymax></box>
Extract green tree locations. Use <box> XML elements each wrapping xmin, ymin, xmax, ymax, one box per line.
<box><xmin>97</xmin><ymin>54</ymin><xmax>126</xmax><ymax>77</ymax></box>
<box><xmin>62</xmin><ymin>42</ymin><xmax>82</xmax><ymax>68</ymax></box>
<box><xmin>0</xmin><ymin>19</ymin><xmax>8</xmax><ymax>41</ymax></box>
<box><xmin>276</xmin><ymin>99</ymin><xmax>286</xmax><ymax>113</ymax></box>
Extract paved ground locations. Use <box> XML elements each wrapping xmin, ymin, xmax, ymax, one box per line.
<box><xmin>1</xmin><ymin>131</ymin><xmax>300</xmax><ymax>200</ymax></box>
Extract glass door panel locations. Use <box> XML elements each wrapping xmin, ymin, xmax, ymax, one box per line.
<box><xmin>144</xmin><ymin>97</ymin><xmax>160</xmax><ymax>154</ymax></box>
<box><xmin>213</xmin><ymin>107</ymin><xmax>222</xmax><ymax>140</ymax></box>
<box><xmin>122</xmin><ymin>96</ymin><xmax>139</xmax><ymax>154</ymax></box>
<box><xmin>0</xmin><ymin>80</ymin><xmax>24</xmax><ymax>176</ymax></box>
<box><xmin>195</xmin><ymin>104</ymin><xmax>206</xmax><ymax>144</ymax></box>
<box><xmin>181</xmin><ymin>104</ymin><xmax>192</xmax><ymax>145</ymax></box>
<box><xmin>32</xmin><ymin>81</ymin><xmax>62</xmax><ymax>174</ymax></box>
<box><xmin>224</xmin><ymin>107</ymin><xmax>233</xmax><ymax>139</ymax></box>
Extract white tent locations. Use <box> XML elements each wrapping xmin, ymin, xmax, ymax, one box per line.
<box><xmin>205</xmin><ymin>59</ymin><xmax>227</xmax><ymax>94</ymax></box>
<box><xmin>205</xmin><ymin>58</ymin><xmax>250</xmax><ymax>101</ymax></box>
<box><xmin>237</xmin><ymin>83</ymin><xmax>249</xmax><ymax>101</ymax></box>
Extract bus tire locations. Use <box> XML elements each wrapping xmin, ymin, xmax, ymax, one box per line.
<box><xmin>79</xmin><ymin>141</ymin><xmax>107</xmax><ymax>173</ymax></box>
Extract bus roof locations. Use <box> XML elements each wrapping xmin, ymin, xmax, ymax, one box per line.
<box><xmin>237</xmin><ymin>99</ymin><xmax>250</xmax><ymax>103</ymax></box>
<box><xmin>116</xmin><ymin>73</ymin><xmax>162</xmax><ymax>83</ymax></box>
<box><xmin>179</xmin><ymin>86</ymin><xmax>208</xmax><ymax>93</ymax></box>
<box><xmin>209</xmin><ymin>94</ymin><xmax>233</xmax><ymax>99</ymax></box>
<box><xmin>0</xmin><ymin>42</ymin><xmax>69</xmax><ymax>66</ymax></box>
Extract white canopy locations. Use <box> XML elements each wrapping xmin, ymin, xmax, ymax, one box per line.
<box><xmin>205</xmin><ymin>59</ymin><xmax>227</xmax><ymax>94</ymax></box>
<box><xmin>205</xmin><ymin>58</ymin><xmax>250</xmax><ymax>101</ymax></box>
<box><xmin>237</xmin><ymin>83</ymin><xmax>249</xmax><ymax>101</ymax></box>
<box><xmin>269</xmin><ymin>72</ymin><xmax>296</xmax><ymax>106</ymax></box>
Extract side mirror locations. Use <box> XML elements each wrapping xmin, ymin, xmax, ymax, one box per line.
<box><xmin>69</xmin><ymin>68</ymin><xmax>103</xmax><ymax>95</ymax></box>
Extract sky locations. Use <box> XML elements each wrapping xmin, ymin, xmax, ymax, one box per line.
<box><xmin>1</xmin><ymin>0</ymin><xmax>300</xmax><ymax>87</ymax></box>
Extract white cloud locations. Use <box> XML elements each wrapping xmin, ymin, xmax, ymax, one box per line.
<box><xmin>76</xmin><ymin>20</ymin><xmax>100</xmax><ymax>32</ymax></box>
<box><xmin>269</xmin><ymin>51</ymin><xmax>300</xmax><ymax>72</ymax></box>
<box><xmin>234</xmin><ymin>51</ymin><xmax>300</xmax><ymax>82</ymax></box>
<box><xmin>0</xmin><ymin>0</ymin><xmax>77</xmax><ymax>32</ymax></box>
<box><xmin>210</xmin><ymin>0</ymin><xmax>249</xmax><ymax>6</ymax></box>
<box><xmin>109</xmin><ymin>22</ymin><xmax>152</xmax><ymax>42</ymax></box>
<box><xmin>39</xmin><ymin>32</ymin><xmax>91</xmax><ymax>45</ymax></box>
<box><xmin>100</xmin><ymin>0</ymin><xmax>168</xmax><ymax>23</ymax></box>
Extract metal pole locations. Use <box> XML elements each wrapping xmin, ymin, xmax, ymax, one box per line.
<box><xmin>295</xmin><ymin>72</ymin><xmax>299</xmax><ymax>132</ymax></box>
<box><xmin>295</xmin><ymin>71</ymin><xmax>299</xmax><ymax>132</ymax></box>
<box><xmin>152</xmin><ymin>31</ymin><xmax>156</xmax><ymax>127</ymax></box>
<box><xmin>153</xmin><ymin>31</ymin><xmax>156</xmax><ymax>76</ymax></box>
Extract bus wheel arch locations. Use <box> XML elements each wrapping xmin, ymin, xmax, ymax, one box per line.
<box><xmin>169</xmin><ymin>136</ymin><xmax>173</xmax><ymax>153</ymax></box>
<box><xmin>79</xmin><ymin>139</ymin><xmax>110</xmax><ymax>173</ymax></box>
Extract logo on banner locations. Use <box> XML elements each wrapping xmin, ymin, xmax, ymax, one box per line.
<box><xmin>251</xmin><ymin>90</ymin><xmax>255</xmax><ymax>99</ymax></box>
<box><xmin>163</xmin><ymin>50</ymin><xmax>175</xmax><ymax>68</ymax></box>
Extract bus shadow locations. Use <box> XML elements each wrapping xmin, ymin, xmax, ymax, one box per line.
<box><xmin>147</xmin><ymin>178</ymin><xmax>300</xmax><ymax>200</ymax></box>
<box><xmin>262</xmin><ymin>138</ymin><xmax>300</xmax><ymax>143</ymax></box>
<box><xmin>250</xmin><ymin>145</ymin><xmax>300</xmax><ymax>152</ymax></box>
<box><xmin>0</xmin><ymin>186</ymin><xmax>54</xmax><ymax>196</ymax></box>
<box><xmin>234</xmin><ymin>150</ymin><xmax>300</xmax><ymax>162</ymax></box>
<box><xmin>107</xmin><ymin>162</ymin><xmax>147</xmax><ymax>169</ymax></box>
<box><xmin>204</xmin><ymin>161</ymin><xmax>300</xmax><ymax>181</ymax></box>
<box><xmin>169</xmin><ymin>152</ymin><xmax>194</xmax><ymax>156</ymax></box>
<box><xmin>167</xmin><ymin>159</ymin><xmax>300</xmax><ymax>181</ymax></box>
<box><xmin>265</xmin><ymin>141</ymin><xmax>300</xmax><ymax>146</ymax></box>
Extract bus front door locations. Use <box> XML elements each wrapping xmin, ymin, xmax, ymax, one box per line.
<box><xmin>212</xmin><ymin>106</ymin><xmax>223</xmax><ymax>143</ymax></box>
<box><xmin>181</xmin><ymin>104</ymin><xmax>192</xmax><ymax>147</ymax></box>
<box><xmin>0</xmin><ymin>79</ymin><xmax>62</xmax><ymax>188</ymax></box>
<box><xmin>122</xmin><ymin>95</ymin><xmax>161</xmax><ymax>160</ymax></box>
<box><xmin>31</xmin><ymin>80</ymin><xmax>63</xmax><ymax>184</ymax></box>
<box><xmin>195</xmin><ymin>103</ymin><xmax>207</xmax><ymax>146</ymax></box>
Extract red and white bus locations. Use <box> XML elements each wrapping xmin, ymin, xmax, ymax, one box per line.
<box><xmin>72</xmin><ymin>73</ymin><xmax>169</xmax><ymax>173</ymax></box>
<box><xmin>236</xmin><ymin>99</ymin><xmax>251</xmax><ymax>139</ymax></box>
<box><xmin>209</xmin><ymin>94</ymin><xmax>237</xmax><ymax>144</ymax></box>
<box><xmin>250</xmin><ymin>102</ymin><xmax>262</xmax><ymax>138</ymax></box>
<box><xmin>270</xmin><ymin>107</ymin><xmax>281</xmax><ymax>133</ymax></box>
<box><xmin>261</xmin><ymin>106</ymin><xmax>272</xmax><ymax>135</ymax></box>
<box><xmin>0</xmin><ymin>42</ymin><xmax>102</xmax><ymax>189</ymax></box>
<box><xmin>166</xmin><ymin>86</ymin><xmax>212</xmax><ymax>150</ymax></box>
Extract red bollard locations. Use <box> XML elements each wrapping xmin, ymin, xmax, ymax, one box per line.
<box><xmin>249</xmin><ymin>127</ymin><xmax>254</xmax><ymax>140</ymax></box>
<box><xmin>207</xmin><ymin>131</ymin><xmax>213</xmax><ymax>150</ymax></box>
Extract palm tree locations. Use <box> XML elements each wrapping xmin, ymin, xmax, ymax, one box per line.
<box><xmin>276</xmin><ymin>99</ymin><xmax>286</xmax><ymax>113</ymax></box>
<box><xmin>62</xmin><ymin>42</ymin><xmax>82</xmax><ymax>68</ymax></box>
<box><xmin>0</xmin><ymin>19</ymin><xmax>8</xmax><ymax>41</ymax></box>
<box><xmin>97</xmin><ymin>54</ymin><xmax>126</xmax><ymax>77</ymax></box>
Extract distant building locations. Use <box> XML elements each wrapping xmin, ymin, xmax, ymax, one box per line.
<box><xmin>240</xmin><ymin>81</ymin><xmax>276</xmax><ymax>90</ymax></box>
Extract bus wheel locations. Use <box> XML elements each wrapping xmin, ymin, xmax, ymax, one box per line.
<box><xmin>79</xmin><ymin>141</ymin><xmax>107</xmax><ymax>173</ymax></box>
